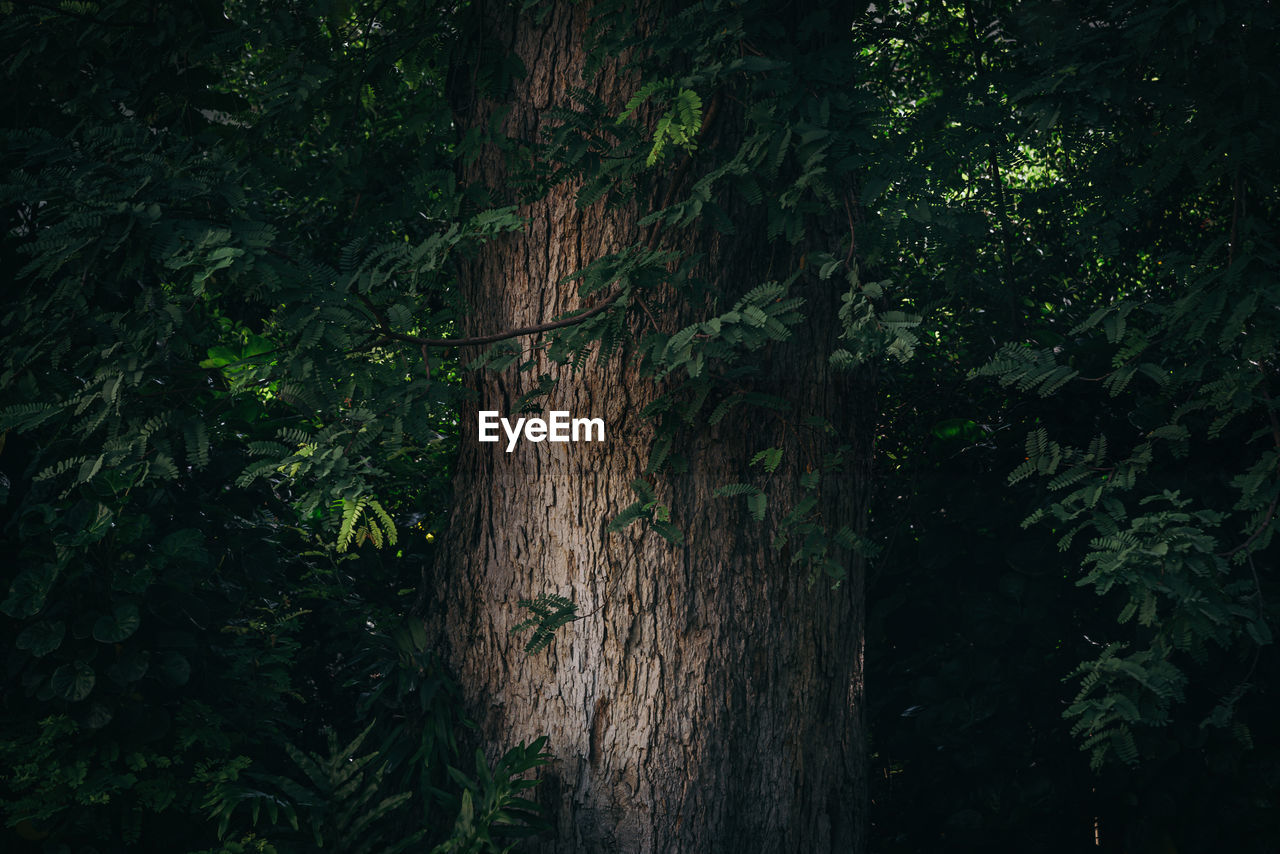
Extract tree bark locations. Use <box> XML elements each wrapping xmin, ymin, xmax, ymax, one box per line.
<box><xmin>430</xmin><ymin>3</ymin><xmax>869</xmax><ymax>851</ymax></box>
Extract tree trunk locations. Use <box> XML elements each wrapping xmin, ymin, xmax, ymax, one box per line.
<box><xmin>431</xmin><ymin>3</ymin><xmax>869</xmax><ymax>851</ymax></box>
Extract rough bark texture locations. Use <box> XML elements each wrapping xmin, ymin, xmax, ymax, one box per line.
<box><xmin>430</xmin><ymin>3</ymin><xmax>869</xmax><ymax>851</ymax></box>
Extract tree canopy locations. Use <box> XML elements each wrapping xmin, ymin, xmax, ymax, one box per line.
<box><xmin>2</xmin><ymin>1</ymin><xmax>1277</xmax><ymax>852</ymax></box>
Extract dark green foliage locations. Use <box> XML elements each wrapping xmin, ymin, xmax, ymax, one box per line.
<box><xmin>434</xmin><ymin>738</ymin><xmax>550</xmax><ymax>854</ymax></box>
<box><xmin>965</xmin><ymin>0</ymin><xmax>1279</xmax><ymax>771</ymax></box>
<box><xmin>2</xmin><ymin>0</ymin><xmax>1278</xmax><ymax>852</ymax></box>
<box><xmin>200</xmin><ymin>723</ymin><xmax>423</xmax><ymax>852</ymax></box>
<box><xmin>511</xmin><ymin>596</ymin><xmax>579</xmax><ymax>655</ymax></box>
<box><xmin>0</xmin><ymin>1</ymin><xmax>541</xmax><ymax>851</ymax></box>
<box><xmin>865</xmin><ymin>0</ymin><xmax>1279</xmax><ymax>849</ymax></box>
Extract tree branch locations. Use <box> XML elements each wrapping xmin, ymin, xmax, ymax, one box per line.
<box><xmin>376</xmin><ymin>291</ymin><xmax>626</xmax><ymax>349</ymax></box>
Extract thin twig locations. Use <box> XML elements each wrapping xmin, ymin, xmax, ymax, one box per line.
<box><xmin>843</xmin><ymin>195</ymin><xmax>858</xmax><ymax>266</ymax></box>
<box><xmin>634</xmin><ymin>294</ymin><xmax>662</xmax><ymax>332</ymax></box>
<box><xmin>377</xmin><ymin>291</ymin><xmax>625</xmax><ymax>348</ymax></box>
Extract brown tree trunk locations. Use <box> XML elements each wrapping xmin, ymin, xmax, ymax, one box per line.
<box><xmin>430</xmin><ymin>3</ymin><xmax>869</xmax><ymax>851</ymax></box>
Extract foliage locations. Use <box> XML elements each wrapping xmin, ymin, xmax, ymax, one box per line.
<box><xmin>510</xmin><ymin>596</ymin><xmax>579</xmax><ymax>655</ymax></box>
<box><xmin>200</xmin><ymin>723</ymin><xmax>423</xmax><ymax>853</ymax></box>
<box><xmin>861</xmin><ymin>0</ymin><xmax>1279</xmax><ymax>849</ymax></box>
<box><xmin>617</xmin><ymin>80</ymin><xmax>705</xmax><ymax>167</ymax></box>
<box><xmin>433</xmin><ymin>739</ymin><xmax>550</xmax><ymax>854</ymax></box>
<box><xmin>0</xmin><ymin>1</ymin><xmax>541</xmax><ymax>851</ymax></box>
<box><xmin>2</xmin><ymin>0</ymin><xmax>1278</xmax><ymax>852</ymax></box>
<box><xmin>964</xmin><ymin>0</ymin><xmax>1279</xmax><ymax>773</ymax></box>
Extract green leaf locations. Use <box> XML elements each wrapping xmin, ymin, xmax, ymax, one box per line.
<box><xmin>931</xmin><ymin>418</ymin><xmax>983</xmax><ymax>442</ymax></box>
<box><xmin>199</xmin><ymin>345</ymin><xmax>239</xmax><ymax>369</ymax></box>
<box><xmin>651</xmin><ymin>520</ymin><xmax>685</xmax><ymax>545</ymax></box>
<box><xmin>51</xmin><ymin>661</ymin><xmax>96</xmax><ymax>702</ymax></box>
<box><xmin>16</xmin><ymin>620</ymin><xmax>66</xmax><ymax>657</ymax></box>
<box><xmin>750</xmin><ymin>447</ymin><xmax>783</xmax><ymax>473</ymax></box>
<box><xmin>157</xmin><ymin>651</ymin><xmax>191</xmax><ymax>686</ymax></box>
<box><xmin>93</xmin><ymin>603</ymin><xmax>141</xmax><ymax>643</ymax></box>
<box><xmin>107</xmin><ymin>649</ymin><xmax>150</xmax><ymax>684</ymax></box>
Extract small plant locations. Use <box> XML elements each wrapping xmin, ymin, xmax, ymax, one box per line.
<box><xmin>511</xmin><ymin>596</ymin><xmax>579</xmax><ymax>654</ymax></box>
